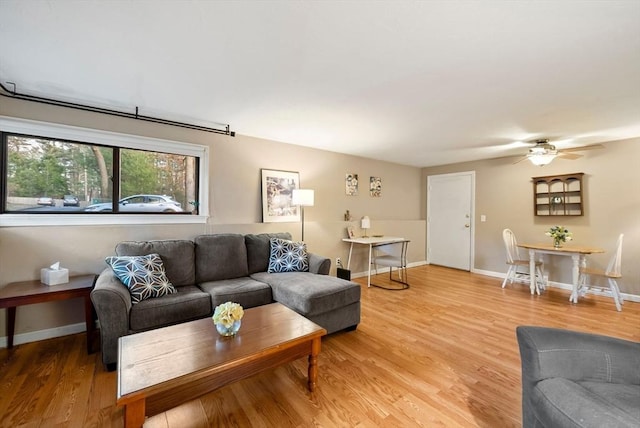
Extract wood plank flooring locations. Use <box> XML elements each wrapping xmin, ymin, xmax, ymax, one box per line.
<box><xmin>1</xmin><ymin>265</ymin><xmax>638</xmax><ymax>427</ymax></box>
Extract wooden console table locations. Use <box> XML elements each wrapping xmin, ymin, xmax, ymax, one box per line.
<box><xmin>0</xmin><ymin>274</ymin><xmax>97</xmax><ymax>353</ymax></box>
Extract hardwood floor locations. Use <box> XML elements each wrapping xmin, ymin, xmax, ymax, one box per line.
<box><xmin>1</xmin><ymin>265</ymin><xmax>638</xmax><ymax>427</ymax></box>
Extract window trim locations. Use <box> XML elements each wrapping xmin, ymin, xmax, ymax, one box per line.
<box><xmin>0</xmin><ymin>116</ymin><xmax>209</xmax><ymax>227</ymax></box>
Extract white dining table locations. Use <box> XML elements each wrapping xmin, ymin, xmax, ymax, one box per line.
<box><xmin>517</xmin><ymin>243</ymin><xmax>605</xmax><ymax>303</ymax></box>
<box><xmin>343</xmin><ymin>236</ymin><xmax>406</xmax><ymax>287</ymax></box>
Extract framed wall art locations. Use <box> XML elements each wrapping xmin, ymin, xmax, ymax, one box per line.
<box><xmin>346</xmin><ymin>173</ymin><xmax>359</xmax><ymax>196</ymax></box>
<box><xmin>261</xmin><ymin>169</ymin><xmax>300</xmax><ymax>223</ymax></box>
<box><xmin>370</xmin><ymin>176</ymin><xmax>382</xmax><ymax>197</ymax></box>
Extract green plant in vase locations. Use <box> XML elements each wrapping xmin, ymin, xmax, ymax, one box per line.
<box><xmin>545</xmin><ymin>226</ymin><xmax>573</xmax><ymax>248</ymax></box>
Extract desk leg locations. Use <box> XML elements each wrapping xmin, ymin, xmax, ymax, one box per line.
<box><xmin>569</xmin><ymin>254</ymin><xmax>581</xmax><ymax>303</ymax></box>
<box><xmin>347</xmin><ymin>243</ymin><xmax>354</xmax><ymax>269</ymax></box>
<box><xmin>7</xmin><ymin>306</ymin><xmax>16</xmax><ymax>348</ymax></box>
<box><xmin>528</xmin><ymin>249</ymin><xmax>537</xmax><ymax>295</ymax></box>
<box><xmin>367</xmin><ymin>244</ymin><xmax>373</xmax><ymax>287</ymax></box>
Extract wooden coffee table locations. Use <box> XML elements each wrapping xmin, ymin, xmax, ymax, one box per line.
<box><xmin>117</xmin><ymin>302</ymin><xmax>327</xmax><ymax>428</ymax></box>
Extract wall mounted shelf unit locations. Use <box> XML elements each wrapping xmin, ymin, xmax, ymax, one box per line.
<box><xmin>533</xmin><ymin>173</ymin><xmax>584</xmax><ymax>216</ymax></box>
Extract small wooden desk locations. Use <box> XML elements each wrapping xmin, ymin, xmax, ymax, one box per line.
<box><xmin>343</xmin><ymin>236</ymin><xmax>406</xmax><ymax>287</ymax></box>
<box><xmin>517</xmin><ymin>243</ymin><xmax>604</xmax><ymax>303</ymax></box>
<box><xmin>0</xmin><ymin>274</ymin><xmax>97</xmax><ymax>353</ymax></box>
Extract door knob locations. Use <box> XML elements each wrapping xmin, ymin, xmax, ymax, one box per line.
<box><xmin>465</xmin><ymin>224</ymin><xmax>470</xmax><ymax>228</ymax></box>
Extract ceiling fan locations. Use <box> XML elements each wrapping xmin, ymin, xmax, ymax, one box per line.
<box><xmin>514</xmin><ymin>139</ymin><xmax>604</xmax><ymax>166</ymax></box>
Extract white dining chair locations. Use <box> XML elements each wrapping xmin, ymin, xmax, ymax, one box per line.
<box><xmin>502</xmin><ymin>229</ymin><xmax>545</xmax><ymax>293</ymax></box>
<box><xmin>578</xmin><ymin>234</ymin><xmax>624</xmax><ymax>311</ymax></box>
<box><xmin>372</xmin><ymin>240</ymin><xmax>410</xmax><ymax>289</ymax></box>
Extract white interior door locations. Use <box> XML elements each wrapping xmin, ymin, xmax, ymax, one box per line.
<box><xmin>427</xmin><ymin>171</ymin><xmax>474</xmax><ymax>270</ymax></box>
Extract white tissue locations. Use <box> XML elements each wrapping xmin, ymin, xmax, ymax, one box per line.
<box><xmin>50</xmin><ymin>261</ymin><xmax>61</xmax><ymax>270</ymax></box>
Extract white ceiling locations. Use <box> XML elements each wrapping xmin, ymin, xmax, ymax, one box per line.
<box><xmin>1</xmin><ymin>1</ymin><xmax>639</xmax><ymax>167</ymax></box>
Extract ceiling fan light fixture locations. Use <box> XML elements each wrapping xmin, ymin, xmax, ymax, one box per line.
<box><xmin>526</xmin><ymin>140</ymin><xmax>557</xmax><ymax>166</ymax></box>
<box><xmin>528</xmin><ymin>152</ymin><xmax>556</xmax><ymax>166</ymax></box>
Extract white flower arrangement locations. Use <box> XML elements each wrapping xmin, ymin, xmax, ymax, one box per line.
<box><xmin>212</xmin><ymin>302</ymin><xmax>244</xmax><ymax>328</ymax></box>
<box><xmin>545</xmin><ymin>226</ymin><xmax>573</xmax><ymax>243</ymax></box>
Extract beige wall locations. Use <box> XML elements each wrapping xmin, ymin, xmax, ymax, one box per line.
<box><xmin>422</xmin><ymin>138</ymin><xmax>640</xmax><ymax>295</ymax></box>
<box><xmin>0</xmin><ymin>97</ymin><xmax>425</xmax><ymax>340</ymax></box>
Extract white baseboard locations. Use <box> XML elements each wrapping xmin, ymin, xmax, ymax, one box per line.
<box><xmin>0</xmin><ymin>322</ymin><xmax>86</xmax><ymax>349</ymax></box>
<box><xmin>472</xmin><ymin>267</ymin><xmax>640</xmax><ymax>303</ymax></box>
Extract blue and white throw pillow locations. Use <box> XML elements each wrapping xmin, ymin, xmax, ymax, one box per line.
<box><xmin>268</xmin><ymin>238</ymin><xmax>309</xmax><ymax>273</ymax></box>
<box><xmin>105</xmin><ymin>253</ymin><xmax>177</xmax><ymax>304</ymax></box>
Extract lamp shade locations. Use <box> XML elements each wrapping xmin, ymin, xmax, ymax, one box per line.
<box><xmin>292</xmin><ymin>189</ymin><xmax>314</xmax><ymax>206</ymax></box>
<box><xmin>361</xmin><ymin>216</ymin><xmax>371</xmax><ymax>229</ymax></box>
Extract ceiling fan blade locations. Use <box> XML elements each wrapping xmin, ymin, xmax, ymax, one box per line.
<box><xmin>559</xmin><ymin>144</ymin><xmax>605</xmax><ymax>153</ymax></box>
<box><xmin>512</xmin><ymin>155</ymin><xmax>529</xmax><ymax>164</ymax></box>
<box><xmin>557</xmin><ymin>152</ymin><xmax>582</xmax><ymax>160</ymax></box>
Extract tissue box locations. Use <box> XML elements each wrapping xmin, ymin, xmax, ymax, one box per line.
<box><xmin>41</xmin><ymin>268</ymin><xmax>69</xmax><ymax>286</ymax></box>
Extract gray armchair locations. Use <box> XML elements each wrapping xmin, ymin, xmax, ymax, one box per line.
<box><xmin>516</xmin><ymin>326</ymin><xmax>639</xmax><ymax>428</ymax></box>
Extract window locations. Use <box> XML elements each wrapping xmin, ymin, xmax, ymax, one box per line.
<box><xmin>0</xmin><ymin>116</ymin><xmax>209</xmax><ymax>226</ymax></box>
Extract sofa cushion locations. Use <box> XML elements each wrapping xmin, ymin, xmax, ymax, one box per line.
<box><xmin>115</xmin><ymin>240</ymin><xmax>195</xmax><ymax>286</ymax></box>
<box><xmin>268</xmin><ymin>238</ymin><xmax>309</xmax><ymax>273</ymax></box>
<box><xmin>129</xmin><ymin>285</ymin><xmax>212</xmax><ymax>331</ymax></box>
<box><xmin>245</xmin><ymin>232</ymin><xmax>292</xmax><ymax>274</ymax></box>
<box><xmin>532</xmin><ymin>377</ymin><xmax>640</xmax><ymax>428</ymax></box>
<box><xmin>105</xmin><ymin>253</ymin><xmax>177</xmax><ymax>304</ymax></box>
<box><xmin>195</xmin><ymin>234</ymin><xmax>249</xmax><ymax>282</ymax></box>
<box><xmin>578</xmin><ymin>381</ymin><xmax>640</xmax><ymax>422</ymax></box>
<box><xmin>199</xmin><ymin>277</ymin><xmax>273</xmax><ymax>309</ymax></box>
<box><xmin>250</xmin><ymin>272</ymin><xmax>361</xmax><ymax>317</ymax></box>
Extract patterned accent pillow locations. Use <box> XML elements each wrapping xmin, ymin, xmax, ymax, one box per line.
<box><xmin>268</xmin><ymin>238</ymin><xmax>309</xmax><ymax>273</ymax></box>
<box><xmin>105</xmin><ymin>253</ymin><xmax>177</xmax><ymax>304</ymax></box>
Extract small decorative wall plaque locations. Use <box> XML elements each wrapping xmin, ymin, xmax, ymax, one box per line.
<box><xmin>370</xmin><ymin>176</ymin><xmax>382</xmax><ymax>197</ymax></box>
<box><xmin>346</xmin><ymin>173</ymin><xmax>358</xmax><ymax>196</ymax></box>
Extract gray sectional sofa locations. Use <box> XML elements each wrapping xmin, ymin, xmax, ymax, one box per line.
<box><xmin>91</xmin><ymin>232</ymin><xmax>361</xmax><ymax>369</ymax></box>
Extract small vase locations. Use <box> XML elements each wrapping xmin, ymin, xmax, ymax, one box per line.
<box><xmin>553</xmin><ymin>238</ymin><xmax>562</xmax><ymax>248</ymax></box>
<box><xmin>215</xmin><ymin>320</ymin><xmax>242</xmax><ymax>337</ymax></box>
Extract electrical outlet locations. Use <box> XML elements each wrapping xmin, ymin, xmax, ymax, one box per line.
<box><xmin>335</xmin><ymin>257</ymin><xmax>341</xmax><ymax>267</ymax></box>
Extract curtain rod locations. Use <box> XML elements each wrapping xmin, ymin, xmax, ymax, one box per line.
<box><xmin>0</xmin><ymin>81</ymin><xmax>235</xmax><ymax>136</ymax></box>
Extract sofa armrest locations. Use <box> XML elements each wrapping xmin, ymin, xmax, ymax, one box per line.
<box><xmin>308</xmin><ymin>253</ymin><xmax>331</xmax><ymax>275</ymax></box>
<box><xmin>90</xmin><ymin>267</ymin><xmax>133</xmax><ymax>368</ymax></box>
<box><xmin>516</xmin><ymin>326</ymin><xmax>640</xmax><ymax>387</ymax></box>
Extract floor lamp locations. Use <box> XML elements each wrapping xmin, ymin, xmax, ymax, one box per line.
<box><xmin>292</xmin><ymin>189</ymin><xmax>314</xmax><ymax>242</ymax></box>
